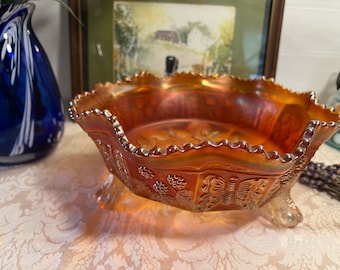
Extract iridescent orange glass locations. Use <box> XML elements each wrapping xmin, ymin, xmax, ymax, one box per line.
<box><xmin>69</xmin><ymin>73</ymin><xmax>340</xmax><ymax>227</ymax></box>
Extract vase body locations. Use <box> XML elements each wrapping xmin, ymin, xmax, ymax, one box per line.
<box><xmin>0</xmin><ymin>3</ymin><xmax>64</xmax><ymax>164</ymax></box>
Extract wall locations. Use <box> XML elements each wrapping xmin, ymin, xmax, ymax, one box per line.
<box><xmin>32</xmin><ymin>0</ymin><xmax>340</xmax><ymax>105</ymax></box>
<box><xmin>276</xmin><ymin>0</ymin><xmax>340</xmax><ymax>104</ymax></box>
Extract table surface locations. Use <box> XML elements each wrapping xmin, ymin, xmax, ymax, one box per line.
<box><xmin>1</xmin><ymin>121</ymin><xmax>339</xmax><ymax>270</ymax></box>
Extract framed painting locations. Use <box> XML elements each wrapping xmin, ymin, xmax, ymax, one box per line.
<box><xmin>69</xmin><ymin>0</ymin><xmax>285</xmax><ymax>95</ymax></box>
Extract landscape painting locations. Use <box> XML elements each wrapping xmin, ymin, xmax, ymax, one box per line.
<box><xmin>113</xmin><ymin>1</ymin><xmax>236</xmax><ymax>80</ymax></box>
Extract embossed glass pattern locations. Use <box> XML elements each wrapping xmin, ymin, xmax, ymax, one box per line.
<box><xmin>69</xmin><ymin>73</ymin><xmax>340</xmax><ymax>227</ymax></box>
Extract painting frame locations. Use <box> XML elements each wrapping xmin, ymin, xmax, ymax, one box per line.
<box><xmin>69</xmin><ymin>0</ymin><xmax>285</xmax><ymax>96</ymax></box>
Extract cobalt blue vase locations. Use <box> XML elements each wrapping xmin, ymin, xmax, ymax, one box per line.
<box><xmin>0</xmin><ymin>3</ymin><xmax>64</xmax><ymax>164</ymax></box>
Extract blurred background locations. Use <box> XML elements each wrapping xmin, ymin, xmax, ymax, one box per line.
<box><xmin>33</xmin><ymin>0</ymin><xmax>340</xmax><ymax>105</ymax></box>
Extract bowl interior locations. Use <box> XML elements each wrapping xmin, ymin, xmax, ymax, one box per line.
<box><xmin>73</xmin><ymin>74</ymin><xmax>339</xmax><ymax>155</ymax></box>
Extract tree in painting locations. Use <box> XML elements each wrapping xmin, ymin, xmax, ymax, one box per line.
<box><xmin>114</xmin><ymin>3</ymin><xmax>139</xmax><ymax>80</ymax></box>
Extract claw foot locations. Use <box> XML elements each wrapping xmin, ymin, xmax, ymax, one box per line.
<box><xmin>266</xmin><ymin>191</ymin><xmax>303</xmax><ymax>228</ymax></box>
<box><xmin>94</xmin><ymin>174</ymin><xmax>122</xmax><ymax>209</ymax></box>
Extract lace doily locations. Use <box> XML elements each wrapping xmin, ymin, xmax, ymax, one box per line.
<box><xmin>1</xmin><ymin>122</ymin><xmax>339</xmax><ymax>270</ymax></box>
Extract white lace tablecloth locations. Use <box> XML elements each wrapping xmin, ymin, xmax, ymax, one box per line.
<box><xmin>1</xmin><ymin>121</ymin><xmax>339</xmax><ymax>270</ymax></box>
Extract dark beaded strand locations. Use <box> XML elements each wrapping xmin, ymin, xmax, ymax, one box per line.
<box><xmin>299</xmin><ymin>161</ymin><xmax>340</xmax><ymax>201</ymax></box>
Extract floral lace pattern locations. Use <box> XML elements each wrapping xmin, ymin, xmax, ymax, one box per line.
<box><xmin>0</xmin><ymin>122</ymin><xmax>339</xmax><ymax>270</ymax></box>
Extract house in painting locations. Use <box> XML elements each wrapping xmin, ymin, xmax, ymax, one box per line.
<box><xmin>154</xmin><ymin>30</ymin><xmax>180</xmax><ymax>44</ymax></box>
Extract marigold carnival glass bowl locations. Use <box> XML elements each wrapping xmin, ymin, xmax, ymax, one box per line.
<box><xmin>69</xmin><ymin>73</ymin><xmax>340</xmax><ymax>228</ymax></box>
